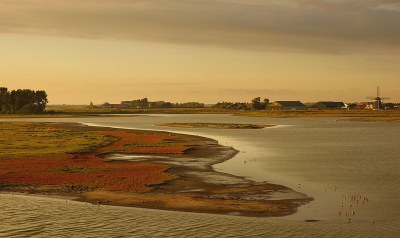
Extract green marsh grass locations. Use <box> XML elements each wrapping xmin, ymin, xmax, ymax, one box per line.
<box><xmin>0</xmin><ymin>122</ymin><xmax>118</xmax><ymax>158</ymax></box>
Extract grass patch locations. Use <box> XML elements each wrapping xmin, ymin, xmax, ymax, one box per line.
<box><xmin>0</xmin><ymin>122</ymin><xmax>118</xmax><ymax>158</ymax></box>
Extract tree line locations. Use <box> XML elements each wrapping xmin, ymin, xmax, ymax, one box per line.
<box><xmin>0</xmin><ymin>87</ymin><xmax>48</xmax><ymax>114</ymax></box>
<box><xmin>97</xmin><ymin>98</ymin><xmax>204</xmax><ymax>109</ymax></box>
<box><xmin>213</xmin><ymin>97</ymin><xmax>269</xmax><ymax>110</ymax></box>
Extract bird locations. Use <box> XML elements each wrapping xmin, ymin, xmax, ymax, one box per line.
<box><xmin>371</xmin><ymin>220</ymin><xmax>374</xmax><ymax>223</ymax></box>
<box><xmin>297</xmin><ymin>184</ymin><xmax>301</xmax><ymax>188</ymax></box>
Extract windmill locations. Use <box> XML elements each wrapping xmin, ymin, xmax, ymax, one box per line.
<box><xmin>366</xmin><ymin>86</ymin><xmax>390</xmax><ymax>110</ymax></box>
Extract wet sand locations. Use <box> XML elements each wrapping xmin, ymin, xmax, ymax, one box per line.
<box><xmin>5</xmin><ymin>122</ymin><xmax>312</xmax><ymax>217</ymax></box>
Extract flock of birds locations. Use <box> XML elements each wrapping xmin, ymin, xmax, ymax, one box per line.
<box><xmin>297</xmin><ymin>184</ymin><xmax>375</xmax><ymax>223</ymax></box>
<box><xmin>338</xmin><ymin>192</ymin><xmax>373</xmax><ymax>223</ymax></box>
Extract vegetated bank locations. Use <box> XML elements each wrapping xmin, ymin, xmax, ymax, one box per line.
<box><xmin>0</xmin><ymin>121</ymin><xmax>311</xmax><ymax>217</ymax></box>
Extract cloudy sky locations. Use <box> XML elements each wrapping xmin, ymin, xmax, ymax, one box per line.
<box><xmin>1</xmin><ymin>0</ymin><xmax>399</xmax><ymax>104</ymax></box>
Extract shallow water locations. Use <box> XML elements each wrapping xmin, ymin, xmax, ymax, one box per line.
<box><xmin>0</xmin><ymin>193</ymin><xmax>391</xmax><ymax>238</ymax></box>
<box><xmin>1</xmin><ymin>115</ymin><xmax>399</xmax><ymax>237</ymax></box>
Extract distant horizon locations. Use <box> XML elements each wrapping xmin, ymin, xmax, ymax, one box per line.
<box><xmin>1</xmin><ymin>1</ymin><xmax>399</xmax><ymax>104</ymax></box>
<box><xmin>46</xmin><ymin>97</ymin><xmax>398</xmax><ymax>106</ymax></box>
<box><xmin>2</xmin><ymin>86</ymin><xmax>397</xmax><ymax>105</ymax></box>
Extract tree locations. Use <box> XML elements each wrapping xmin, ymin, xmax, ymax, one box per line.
<box><xmin>0</xmin><ymin>87</ymin><xmax>48</xmax><ymax>114</ymax></box>
<box><xmin>251</xmin><ymin>97</ymin><xmax>261</xmax><ymax>110</ymax></box>
<box><xmin>260</xmin><ymin>98</ymin><xmax>269</xmax><ymax>110</ymax></box>
<box><xmin>34</xmin><ymin>90</ymin><xmax>48</xmax><ymax>113</ymax></box>
<box><xmin>89</xmin><ymin>102</ymin><xmax>95</xmax><ymax>109</ymax></box>
<box><xmin>160</xmin><ymin>102</ymin><xmax>173</xmax><ymax>108</ymax></box>
<box><xmin>0</xmin><ymin>87</ymin><xmax>8</xmax><ymax>112</ymax></box>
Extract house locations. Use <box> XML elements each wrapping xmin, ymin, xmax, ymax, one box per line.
<box><xmin>356</xmin><ymin>102</ymin><xmax>375</xmax><ymax>109</ymax></box>
<box><xmin>364</xmin><ymin>102</ymin><xmax>375</xmax><ymax>110</ymax></box>
<box><xmin>312</xmin><ymin>101</ymin><xmax>345</xmax><ymax>110</ymax></box>
<box><xmin>267</xmin><ymin>101</ymin><xmax>307</xmax><ymax>110</ymax></box>
<box><xmin>356</xmin><ymin>102</ymin><xmax>366</xmax><ymax>109</ymax></box>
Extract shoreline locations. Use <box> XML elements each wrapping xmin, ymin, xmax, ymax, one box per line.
<box><xmin>1</xmin><ymin>122</ymin><xmax>312</xmax><ymax>217</ymax></box>
<box><xmin>156</xmin><ymin>123</ymin><xmax>276</xmax><ymax>129</ymax></box>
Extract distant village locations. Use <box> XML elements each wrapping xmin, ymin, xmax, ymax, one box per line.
<box><xmin>94</xmin><ymin>96</ymin><xmax>399</xmax><ymax>111</ymax></box>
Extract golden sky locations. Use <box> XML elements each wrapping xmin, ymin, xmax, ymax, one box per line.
<box><xmin>1</xmin><ymin>0</ymin><xmax>399</xmax><ymax>104</ymax></box>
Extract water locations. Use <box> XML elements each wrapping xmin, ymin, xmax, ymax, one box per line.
<box><xmin>0</xmin><ymin>115</ymin><xmax>399</xmax><ymax>237</ymax></box>
<box><xmin>0</xmin><ymin>193</ymin><xmax>389</xmax><ymax>238</ymax></box>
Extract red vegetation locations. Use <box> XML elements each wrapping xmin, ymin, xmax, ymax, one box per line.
<box><xmin>0</xmin><ymin>130</ymin><xmax>190</xmax><ymax>192</ymax></box>
<box><xmin>97</xmin><ymin>131</ymin><xmax>187</xmax><ymax>154</ymax></box>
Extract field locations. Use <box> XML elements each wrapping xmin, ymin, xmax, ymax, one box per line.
<box><xmin>0</xmin><ymin>104</ymin><xmax>398</xmax><ymax>119</ymax></box>
<box><xmin>39</xmin><ymin>105</ymin><xmax>400</xmax><ymax>120</ymax></box>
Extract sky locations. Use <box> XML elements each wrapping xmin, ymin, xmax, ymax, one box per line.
<box><xmin>1</xmin><ymin>0</ymin><xmax>399</xmax><ymax>105</ymax></box>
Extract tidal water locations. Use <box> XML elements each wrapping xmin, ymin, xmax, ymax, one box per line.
<box><xmin>1</xmin><ymin>115</ymin><xmax>399</xmax><ymax>237</ymax></box>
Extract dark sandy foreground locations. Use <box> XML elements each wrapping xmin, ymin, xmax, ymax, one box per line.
<box><xmin>12</xmin><ymin>122</ymin><xmax>313</xmax><ymax>217</ymax></box>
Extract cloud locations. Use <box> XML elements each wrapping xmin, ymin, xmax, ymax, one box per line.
<box><xmin>1</xmin><ymin>0</ymin><xmax>399</xmax><ymax>54</ymax></box>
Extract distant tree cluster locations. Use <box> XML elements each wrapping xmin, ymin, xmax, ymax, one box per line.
<box><xmin>117</xmin><ymin>98</ymin><xmax>204</xmax><ymax>108</ymax></box>
<box><xmin>121</xmin><ymin>98</ymin><xmax>149</xmax><ymax>108</ymax></box>
<box><xmin>0</xmin><ymin>87</ymin><xmax>48</xmax><ymax>114</ymax></box>
<box><xmin>251</xmin><ymin>97</ymin><xmax>269</xmax><ymax>110</ymax></box>
<box><xmin>213</xmin><ymin>97</ymin><xmax>269</xmax><ymax>110</ymax></box>
<box><xmin>97</xmin><ymin>98</ymin><xmax>204</xmax><ymax>109</ymax></box>
<box><xmin>173</xmin><ymin>102</ymin><xmax>204</xmax><ymax>108</ymax></box>
<box><xmin>149</xmin><ymin>101</ymin><xmax>173</xmax><ymax>108</ymax></box>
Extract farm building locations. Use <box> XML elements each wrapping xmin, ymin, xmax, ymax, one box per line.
<box><xmin>312</xmin><ymin>101</ymin><xmax>345</xmax><ymax>110</ymax></box>
<box><xmin>267</xmin><ymin>101</ymin><xmax>307</xmax><ymax>110</ymax></box>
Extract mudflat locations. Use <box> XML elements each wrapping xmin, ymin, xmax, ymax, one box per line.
<box><xmin>0</xmin><ymin>122</ymin><xmax>312</xmax><ymax>217</ymax></box>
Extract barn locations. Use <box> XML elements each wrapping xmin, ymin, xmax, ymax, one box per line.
<box><xmin>267</xmin><ymin>101</ymin><xmax>307</xmax><ymax>110</ymax></box>
<box><xmin>312</xmin><ymin>101</ymin><xmax>345</xmax><ymax>110</ymax></box>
